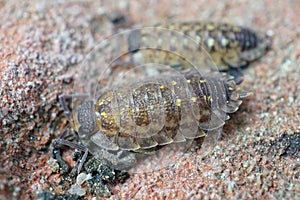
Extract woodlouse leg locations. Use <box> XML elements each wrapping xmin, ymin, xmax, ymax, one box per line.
<box><xmin>197</xmin><ymin>127</ymin><xmax>222</xmax><ymax>158</ymax></box>
<box><xmin>51</xmin><ymin>141</ymin><xmax>70</xmax><ymax>173</ymax></box>
<box><xmin>56</xmin><ymin>127</ymin><xmax>89</xmax><ymax>173</ymax></box>
<box><xmin>59</xmin><ymin>94</ymin><xmax>89</xmax><ymax>120</ymax></box>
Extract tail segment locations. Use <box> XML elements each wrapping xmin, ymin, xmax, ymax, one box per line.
<box><xmin>222</xmin><ymin>73</ymin><xmax>251</xmax><ymax>113</ymax></box>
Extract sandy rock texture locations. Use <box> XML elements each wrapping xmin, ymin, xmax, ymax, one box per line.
<box><xmin>0</xmin><ymin>0</ymin><xmax>299</xmax><ymax>199</ymax></box>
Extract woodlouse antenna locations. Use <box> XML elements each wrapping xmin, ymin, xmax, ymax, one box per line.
<box><xmin>58</xmin><ymin>93</ymin><xmax>91</xmax><ymax>173</ymax></box>
<box><xmin>56</xmin><ymin>127</ymin><xmax>89</xmax><ymax>173</ymax></box>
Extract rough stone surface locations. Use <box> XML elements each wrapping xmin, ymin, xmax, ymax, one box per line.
<box><xmin>0</xmin><ymin>0</ymin><xmax>299</xmax><ymax>199</ymax></box>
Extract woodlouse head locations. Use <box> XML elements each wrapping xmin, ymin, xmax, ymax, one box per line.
<box><xmin>72</xmin><ymin>100</ymin><xmax>97</xmax><ymax>139</ymax></box>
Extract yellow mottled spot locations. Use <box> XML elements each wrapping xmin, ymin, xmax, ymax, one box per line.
<box><xmin>221</xmin><ymin>38</ymin><xmax>229</xmax><ymax>47</ymax></box>
<box><xmin>208</xmin><ymin>96</ymin><xmax>211</xmax><ymax>102</ymax></box>
<box><xmin>98</xmin><ymin>101</ymin><xmax>104</xmax><ymax>106</ymax></box>
<box><xmin>169</xmin><ymin>25</ymin><xmax>175</xmax><ymax>30</ymax></box>
<box><xmin>207</xmin><ymin>38</ymin><xmax>215</xmax><ymax>48</ymax></box>
<box><xmin>191</xmin><ymin>97</ymin><xmax>197</xmax><ymax>103</ymax></box>
<box><xmin>196</xmin><ymin>35</ymin><xmax>202</xmax><ymax>43</ymax></box>
<box><xmin>199</xmin><ymin>79</ymin><xmax>206</xmax><ymax>83</ymax></box>
<box><xmin>172</xmin><ymin>80</ymin><xmax>177</xmax><ymax>85</ymax></box>
<box><xmin>228</xmin><ymin>86</ymin><xmax>233</xmax><ymax>91</ymax></box>
<box><xmin>163</xmin><ymin>101</ymin><xmax>167</xmax><ymax>104</ymax></box>
<box><xmin>100</xmin><ymin>112</ymin><xmax>107</xmax><ymax>118</ymax></box>
<box><xmin>176</xmin><ymin>99</ymin><xmax>181</xmax><ymax>107</ymax></box>
<box><xmin>160</xmin><ymin>85</ymin><xmax>165</xmax><ymax>89</ymax></box>
<box><xmin>203</xmin><ymin>95</ymin><xmax>207</xmax><ymax>101</ymax></box>
<box><xmin>186</xmin><ymin>79</ymin><xmax>191</xmax><ymax>83</ymax></box>
<box><xmin>182</xmin><ymin>25</ymin><xmax>189</xmax><ymax>31</ymax></box>
<box><xmin>206</xmin><ymin>24</ymin><xmax>215</xmax><ymax>31</ymax></box>
<box><xmin>233</xmin><ymin>26</ymin><xmax>241</xmax><ymax>32</ymax></box>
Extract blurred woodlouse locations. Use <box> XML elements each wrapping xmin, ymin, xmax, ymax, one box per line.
<box><xmin>127</xmin><ymin>21</ymin><xmax>271</xmax><ymax>71</ymax></box>
<box><xmin>56</xmin><ymin>21</ymin><xmax>269</xmax><ymax>172</ymax></box>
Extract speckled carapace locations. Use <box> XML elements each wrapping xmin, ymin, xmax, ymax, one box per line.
<box><xmin>64</xmin><ymin>70</ymin><xmax>249</xmax><ymax>171</ymax></box>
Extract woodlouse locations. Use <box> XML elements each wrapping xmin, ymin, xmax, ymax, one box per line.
<box><xmin>128</xmin><ymin>21</ymin><xmax>271</xmax><ymax>71</ymax></box>
<box><xmin>58</xmin><ymin>72</ymin><xmax>248</xmax><ymax>172</ymax></box>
